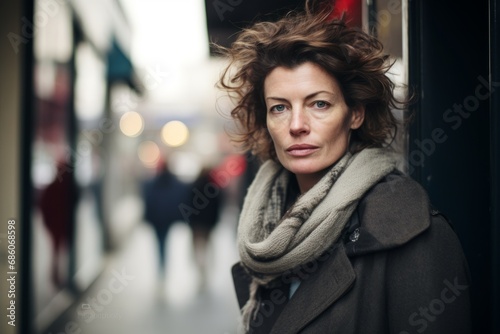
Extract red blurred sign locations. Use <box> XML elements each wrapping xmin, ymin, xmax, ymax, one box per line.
<box><xmin>328</xmin><ymin>0</ymin><xmax>362</xmax><ymax>28</ymax></box>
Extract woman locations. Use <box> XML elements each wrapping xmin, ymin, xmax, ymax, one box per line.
<box><xmin>218</xmin><ymin>1</ymin><xmax>471</xmax><ymax>333</ymax></box>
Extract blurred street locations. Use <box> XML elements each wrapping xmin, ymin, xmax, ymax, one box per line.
<box><xmin>67</xmin><ymin>201</ymin><xmax>241</xmax><ymax>334</ymax></box>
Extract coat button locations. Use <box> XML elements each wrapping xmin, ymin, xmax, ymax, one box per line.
<box><xmin>349</xmin><ymin>228</ymin><xmax>360</xmax><ymax>242</ymax></box>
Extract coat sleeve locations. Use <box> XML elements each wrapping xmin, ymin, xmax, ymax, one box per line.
<box><xmin>385</xmin><ymin>213</ymin><xmax>471</xmax><ymax>334</ymax></box>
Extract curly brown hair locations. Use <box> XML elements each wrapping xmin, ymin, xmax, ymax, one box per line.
<box><xmin>217</xmin><ymin>1</ymin><xmax>405</xmax><ymax>161</ymax></box>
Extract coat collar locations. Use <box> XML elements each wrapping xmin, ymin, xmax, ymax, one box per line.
<box><xmin>344</xmin><ymin>171</ymin><xmax>431</xmax><ymax>257</ymax></box>
<box><xmin>270</xmin><ymin>242</ymin><xmax>355</xmax><ymax>333</ymax></box>
<box><xmin>232</xmin><ymin>243</ymin><xmax>356</xmax><ymax>333</ymax></box>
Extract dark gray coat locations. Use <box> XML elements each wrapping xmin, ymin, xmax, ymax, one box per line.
<box><xmin>232</xmin><ymin>172</ymin><xmax>471</xmax><ymax>334</ymax></box>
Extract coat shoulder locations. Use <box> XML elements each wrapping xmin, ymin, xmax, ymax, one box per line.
<box><xmin>345</xmin><ymin>171</ymin><xmax>433</xmax><ymax>256</ymax></box>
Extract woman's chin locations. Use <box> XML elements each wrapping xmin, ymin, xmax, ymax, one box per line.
<box><xmin>282</xmin><ymin>161</ymin><xmax>327</xmax><ymax>177</ymax></box>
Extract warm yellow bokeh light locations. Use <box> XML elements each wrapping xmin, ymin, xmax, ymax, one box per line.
<box><xmin>161</xmin><ymin>120</ymin><xmax>189</xmax><ymax>147</ymax></box>
<box><xmin>138</xmin><ymin>141</ymin><xmax>160</xmax><ymax>167</ymax></box>
<box><xmin>120</xmin><ymin>111</ymin><xmax>144</xmax><ymax>137</ymax></box>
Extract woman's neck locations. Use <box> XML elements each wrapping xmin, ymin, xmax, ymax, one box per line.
<box><xmin>295</xmin><ymin>169</ymin><xmax>329</xmax><ymax>194</ymax></box>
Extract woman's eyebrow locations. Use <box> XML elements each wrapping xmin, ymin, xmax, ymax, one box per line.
<box><xmin>265</xmin><ymin>96</ymin><xmax>288</xmax><ymax>102</ymax></box>
<box><xmin>266</xmin><ymin>91</ymin><xmax>335</xmax><ymax>102</ymax></box>
<box><xmin>304</xmin><ymin>91</ymin><xmax>335</xmax><ymax>99</ymax></box>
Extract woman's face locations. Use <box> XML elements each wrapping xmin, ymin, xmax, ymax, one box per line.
<box><xmin>264</xmin><ymin>62</ymin><xmax>364</xmax><ymax>193</ymax></box>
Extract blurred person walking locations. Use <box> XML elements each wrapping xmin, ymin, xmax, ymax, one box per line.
<box><xmin>186</xmin><ymin>167</ymin><xmax>224</xmax><ymax>294</ymax></box>
<box><xmin>142</xmin><ymin>157</ymin><xmax>190</xmax><ymax>296</ymax></box>
<box><xmin>38</xmin><ymin>161</ymin><xmax>77</xmax><ymax>288</ymax></box>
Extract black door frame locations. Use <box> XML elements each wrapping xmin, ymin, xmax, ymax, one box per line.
<box><xmin>408</xmin><ymin>0</ymin><xmax>498</xmax><ymax>332</ymax></box>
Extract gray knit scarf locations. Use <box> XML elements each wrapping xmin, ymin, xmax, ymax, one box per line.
<box><xmin>237</xmin><ymin>148</ymin><xmax>398</xmax><ymax>332</ymax></box>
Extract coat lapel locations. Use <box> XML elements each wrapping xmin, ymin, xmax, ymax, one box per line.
<box><xmin>270</xmin><ymin>243</ymin><xmax>356</xmax><ymax>334</ymax></box>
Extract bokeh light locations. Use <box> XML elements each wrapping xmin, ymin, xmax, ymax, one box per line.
<box><xmin>119</xmin><ymin>111</ymin><xmax>144</xmax><ymax>137</ymax></box>
<box><xmin>161</xmin><ymin>120</ymin><xmax>189</xmax><ymax>147</ymax></box>
<box><xmin>138</xmin><ymin>140</ymin><xmax>160</xmax><ymax>167</ymax></box>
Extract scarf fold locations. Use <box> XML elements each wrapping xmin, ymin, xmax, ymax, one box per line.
<box><xmin>237</xmin><ymin>148</ymin><xmax>399</xmax><ymax>331</ymax></box>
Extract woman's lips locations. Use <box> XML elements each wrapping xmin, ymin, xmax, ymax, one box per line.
<box><xmin>286</xmin><ymin>144</ymin><xmax>319</xmax><ymax>157</ymax></box>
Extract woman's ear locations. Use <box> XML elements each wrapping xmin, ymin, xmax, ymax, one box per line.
<box><xmin>350</xmin><ymin>105</ymin><xmax>365</xmax><ymax>130</ymax></box>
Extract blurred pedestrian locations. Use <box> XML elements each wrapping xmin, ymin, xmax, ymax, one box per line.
<box><xmin>186</xmin><ymin>167</ymin><xmax>224</xmax><ymax>294</ymax></box>
<box><xmin>38</xmin><ymin>161</ymin><xmax>77</xmax><ymax>288</ymax></box>
<box><xmin>142</xmin><ymin>157</ymin><xmax>189</xmax><ymax>288</ymax></box>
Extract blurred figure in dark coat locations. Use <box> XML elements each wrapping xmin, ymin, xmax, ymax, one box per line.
<box><xmin>38</xmin><ymin>161</ymin><xmax>77</xmax><ymax>288</ymax></box>
<box><xmin>142</xmin><ymin>158</ymin><xmax>189</xmax><ymax>285</ymax></box>
<box><xmin>186</xmin><ymin>167</ymin><xmax>224</xmax><ymax>293</ymax></box>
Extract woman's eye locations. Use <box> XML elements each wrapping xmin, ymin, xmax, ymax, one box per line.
<box><xmin>270</xmin><ymin>104</ymin><xmax>286</xmax><ymax>112</ymax></box>
<box><xmin>314</xmin><ymin>101</ymin><xmax>329</xmax><ymax>109</ymax></box>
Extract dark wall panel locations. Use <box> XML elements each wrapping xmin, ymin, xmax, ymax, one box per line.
<box><xmin>408</xmin><ymin>1</ymin><xmax>491</xmax><ymax>332</ymax></box>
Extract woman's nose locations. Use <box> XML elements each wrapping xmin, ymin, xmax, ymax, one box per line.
<box><xmin>289</xmin><ymin>109</ymin><xmax>310</xmax><ymax>136</ymax></box>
